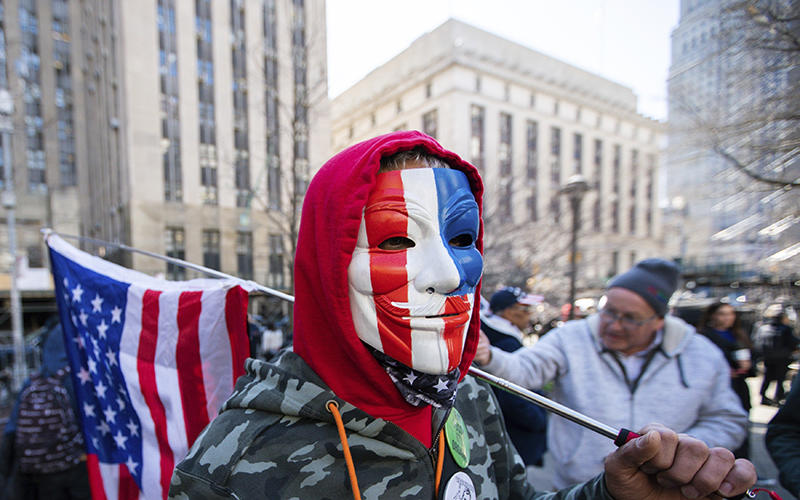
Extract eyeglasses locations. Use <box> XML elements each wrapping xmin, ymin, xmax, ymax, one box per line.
<box><xmin>599</xmin><ymin>308</ymin><xmax>658</xmax><ymax>328</ymax></box>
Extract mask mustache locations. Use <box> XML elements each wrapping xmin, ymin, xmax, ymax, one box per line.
<box><xmin>377</xmin><ymin>294</ymin><xmax>471</xmax><ymax>318</ymax></box>
<box><xmin>393</xmin><ymin>294</ymin><xmax>448</xmax><ymax>317</ymax></box>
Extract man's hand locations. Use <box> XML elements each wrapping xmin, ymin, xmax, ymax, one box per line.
<box><xmin>474</xmin><ymin>330</ymin><xmax>492</xmax><ymax>365</ymax></box>
<box><xmin>604</xmin><ymin>423</ymin><xmax>756</xmax><ymax>500</ymax></box>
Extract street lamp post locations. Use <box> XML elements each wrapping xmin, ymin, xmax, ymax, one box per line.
<box><xmin>0</xmin><ymin>89</ymin><xmax>25</xmax><ymax>391</ymax></box>
<box><xmin>560</xmin><ymin>174</ymin><xmax>590</xmax><ymax>320</ymax></box>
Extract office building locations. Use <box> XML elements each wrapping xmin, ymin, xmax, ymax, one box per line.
<box><xmin>332</xmin><ymin>19</ymin><xmax>663</xmax><ymax>297</ymax></box>
<box><xmin>0</xmin><ymin>0</ymin><xmax>329</xmax><ymax>333</ymax></box>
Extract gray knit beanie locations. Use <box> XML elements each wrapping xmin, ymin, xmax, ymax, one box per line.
<box><xmin>605</xmin><ymin>258</ymin><xmax>680</xmax><ymax>317</ymax></box>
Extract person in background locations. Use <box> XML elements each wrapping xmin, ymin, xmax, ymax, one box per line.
<box><xmin>480</xmin><ymin>287</ymin><xmax>548</xmax><ymax>474</ymax></box>
<box><xmin>474</xmin><ymin>258</ymin><xmax>749</xmax><ymax>489</ymax></box>
<box><xmin>766</xmin><ymin>375</ymin><xmax>800</xmax><ymax>498</ymax></box>
<box><xmin>696</xmin><ymin>301</ymin><xmax>754</xmax><ymax>459</ymax></box>
<box><xmin>169</xmin><ymin>132</ymin><xmax>755</xmax><ymax>500</ymax></box>
<box><xmin>0</xmin><ymin>322</ymin><xmax>91</xmax><ymax>500</ymax></box>
<box><xmin>753</xmin><ymin>306</ymin><xmax>799</xmax><ymax>406</ymax></box>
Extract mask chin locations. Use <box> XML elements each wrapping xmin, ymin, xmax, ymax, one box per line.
<box><xmin>349</xmin><ymin>287</ymin><xmax>472</xmax><ymax>375</ymax></box>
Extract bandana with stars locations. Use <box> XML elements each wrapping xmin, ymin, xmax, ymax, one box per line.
<box><xmin>367</xmin><ymin>345</ymin><xmax>460</xmax><ymax>409</ymax></box>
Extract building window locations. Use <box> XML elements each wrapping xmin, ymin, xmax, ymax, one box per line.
<box><xmin>527</xmin><ymin>195</ymin><xmax>537</xmax><ymax>223</ymax></box>
<box><xmin>292</xmin><ymin>0</ymin><xmax>310</xmax><ymax>202</ymax></box>
<box><xmin>159</xmin><ymin>0</ymin><xmax>182</xmax><ymax>202</ymax></box>
<box><xmin>197</xmin><ymin>0</ymin><xmax>218</xmax><ymax>205</ymax></box>
<box><xmin>646</xmin><ymin>154</ymin><xmax>655</xmax><ymax>237</ymax></box>
<box><xmin>504</xmin><ymin>84</ymin><xmax>510</xmax><ymax>101</ymax></box>
<box><xmin>165</xmin><ymin>227</ymin><xmax>186</xmax><ymax>281</ymax></box>
<box><xmin>232</xmin><ymin>0</ymin><xmax>250</xmax><ymax>208</ymax></box>
<box><xmin>27</xmin><ymin>244</ymin><xmax>44</xmax><ymax>268</ymax></box>
<box><xmin>268</xmin><ymin>233</ymin><xmax>285</xmax><ymax>289</ymax></box>
<box><xmin>553</xmin><ymin>100</ymin><xmax>559</xmax><ymax>116</ymax></box>
<box><xmin>530</xmin><ymin>93</ymin><xmax>536</xmax><ymax>108</ymax></box>
<box><xmin>573</xmin><ymin>133</ymin><xmax>582</xmax><ymax>174</ymax></box>
<box><xmin>499</xmin><ymin>113</ymin><xmax>512</xmax><ymax>177</ymax></box>
<box><xmin>498</xmin><ymin>112</ymin><xmax>514</xmax><ymax>223</ymax></box>
<box><xmin>526</xmin><ymin>120</ymin><xmax>538</xmax><ymax>222</ymax></box>
<box><xmin>630</xmin><ymin>149</ymin><xmax>638</xmax><ymax>235</ymax></box>
<box><xmin>475</xmin><ymin>76</ymin><xmax>481</xmax><ymax>93</ymax></box>
<box><xmin>549</xmin><ymin>126</ymin><xmax>561</xmax><ymax>223</ymax></box>
<box><xmin>20</xmin><ymin>0</ymin><xmax>46</xmax><ymax>193</ymax></box>
<box><xmin>202</xmin><ymin>229</ymin><xmax>221</xmax><ymax>271</ymax></box>
<box><xmin>422</xmin><ymin>109</ymin><xmax>437</xmax><ymax>139</ymax></box>
<box><xmin>499</xmin><ymin>182</ymin><xmax>512</xmax><ymax>223</ymax></box>
<box><xmin>264</xmin><ymin>0</ymin><xmax>280</xmax><ymax>209</ymax></box>
<box><xmin>236</xmin><ymin>231</ymin><xmax>254</xmax><ymax>280</ymax></box>
<box><xmin>425</xmin><ymin>82</ymin><xmax>432</xmax><ymax>98</ymax></box>
<box><xmin>470</xmin><ymin>105</ymin><xmax>484</xmax><ymax>171</ymax></box>
<box><xmin>526</xmin><ymin>120</ymin><xmax>538</xmax><ymax>181</ymax></box>
<box><xmin>576</xmin><ymin>107</ymin><xmax>582</xmax><ymax>122</ymax></box>
<box><xmin>0</xmin><ymin>138</ymin><xmax>4</xmax><ymax>190</ymax></box>
<box><xmin>396</xmin><ymin>99</ymin><xmax>402</xmax><ymax>114</ymax></box>
<box><xmin>53</xmin><ymin>0</ymin><xmax>76</xmax><ymax>187</ymax></box>
<box><xmin>612</xmin><ymin>144</ymin><xmax>621</xmax><ymax>233</ymax></box>
<box><xmin>593</xmin><ymin>139</ymin><xmax>603</xmax><ymax>232</ymax></box>
<box><xmin>610</xmin><ymin>251</ymin><xmax>619</xmax><ymax>278</ymax></box>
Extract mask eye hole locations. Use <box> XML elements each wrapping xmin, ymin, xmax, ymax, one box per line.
<box><xmin>378</xmin><ymin>237</ymin><xmax>415</xmax><ymax>251</ymax></box>
<box><xmin>448</xmin><ymin>234</ymin><xmax>473</xmax><ymax>248</ymax></box>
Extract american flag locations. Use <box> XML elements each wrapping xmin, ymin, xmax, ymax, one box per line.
<box><xmin>47</xmin><ymin>234</ymin><xmax>251</xmax><ymax>500</ymax></box>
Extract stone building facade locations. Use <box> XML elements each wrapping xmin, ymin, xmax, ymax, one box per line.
<box><xmin>332</xmin><ymin>19</ymin><xmax>663</xmax><ymax>297</ymax></box>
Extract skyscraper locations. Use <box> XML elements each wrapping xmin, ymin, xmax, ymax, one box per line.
<box><xmin>666</xmin><ymin>0</ymin><xmax>799</xmax><ymax>282</ymax></box>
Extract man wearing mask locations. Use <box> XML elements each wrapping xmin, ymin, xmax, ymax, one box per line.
<box><xmin>475</xmin><ymin>258</ymin><xmax>748</xmax><ymax>490</ymax></box>
<box><xmin>170</xmin><ymin>132</ymin><xmax>754</xmax><ymax>499</ymax></box>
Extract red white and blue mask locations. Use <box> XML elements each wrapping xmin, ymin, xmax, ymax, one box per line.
<box><xmin>348</xmin><ymin>167</ymin><xmax>483</xmax><ymax>375</ymax></box>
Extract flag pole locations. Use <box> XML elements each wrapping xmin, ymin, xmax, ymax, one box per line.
<box><xmin>42</xmin><ymin>229</ymin><xmax>295</xmax><ymax>303</ymax></box>
<box><xmin>41</xmin><ymin>228</ymin><xmax>636</xmax><ymax>446</ymax></box>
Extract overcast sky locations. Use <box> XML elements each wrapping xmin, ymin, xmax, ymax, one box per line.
<box><xmin>326</xmin><ymin>0</ymin><xmax>680</xmax><ymax>121</ymax></box>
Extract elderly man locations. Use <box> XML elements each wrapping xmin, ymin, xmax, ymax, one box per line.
<box><xmin>170</xmin><ymin>134</ymin><xmax>754</xmax><ymax>500</ymax></box>
<box><xmin>475</xmin><ymin>258</ymin><xmax>749</xmax><ymax>489</ymax></box>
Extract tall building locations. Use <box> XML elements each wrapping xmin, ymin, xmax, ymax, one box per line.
<box><xmin>0</xmin><ymin>0</ymin><xmax>330</xmax><ymax>332</ymax></box>
<box><xmin>666</xmin><ymin>0</ymin><xmax>800</xmax><ymax>285</ymax></box>
<box><xmin>332</xmin><ymin>19</ymin><xmax>663</xmax><ymax>299</ymax></box>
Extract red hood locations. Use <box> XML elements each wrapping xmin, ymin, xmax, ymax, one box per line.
<box><xmin>293</xmin><ymin>131</ymin><xmax>484</xmax><ymax>444</ymax></box>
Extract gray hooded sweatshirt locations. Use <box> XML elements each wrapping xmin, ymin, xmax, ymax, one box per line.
<box><xmin>481</xmin><ymin>314</ymin><xmax>748</xmax><ymax>489</ymax></box>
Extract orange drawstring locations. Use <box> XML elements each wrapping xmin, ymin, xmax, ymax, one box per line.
<box><xmin>434</xmin><ymin>429</ymin><xmax>445</xmax><ymax>498</ymax></box>
<box><xmin>327</xmin><ymin>401</ymin><xmax>362</xmax><ymax>500</ymax></box>
<box><xmin>326</xmin><ymin>400</ymin><xmax>446</xmax><ymax>500</ymax></box>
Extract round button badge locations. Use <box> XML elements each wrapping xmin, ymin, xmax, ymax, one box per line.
<box><xmin>443</xmin><ymin>471</ymin><xmax>476</xmax><ymax>500</ymax></box>
<box><xmin>444</xmin><ymin>408</ymin><xmax>470</xmax><ymax>468</ymax></box>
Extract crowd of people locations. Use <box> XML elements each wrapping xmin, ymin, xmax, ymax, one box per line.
<box><xmin>4</xmin><ymin>131</ymin><xmax>799</xmax><ymax>499</ymax></box>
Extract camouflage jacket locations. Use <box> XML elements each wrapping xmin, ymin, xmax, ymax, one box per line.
<box><xmin>169</xmin><ymin>351</ymin><xmax>614</xmax><ymax>500</ymax></box>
